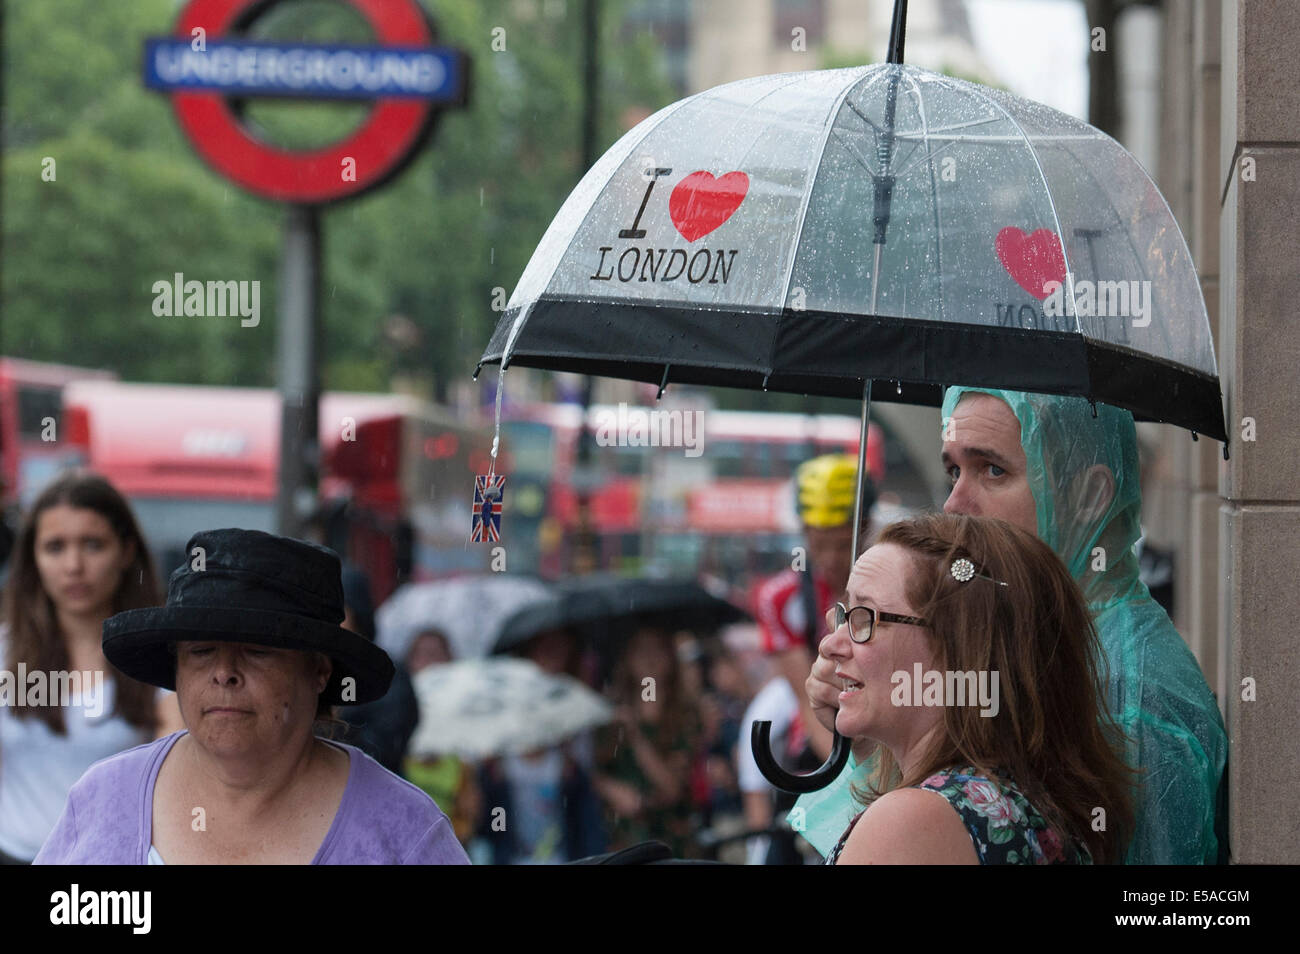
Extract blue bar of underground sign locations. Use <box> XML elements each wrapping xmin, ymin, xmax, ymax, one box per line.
<box><xmin>143</xmin><ymin>37</ymin><xmax>466</xmax><ymax>101</ymax></box>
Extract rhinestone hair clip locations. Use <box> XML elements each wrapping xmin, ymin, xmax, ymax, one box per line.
<box><xmin>950</xmin><ymin>557</ymin><xmax>1008</xmax><ymax>587</ymax></box>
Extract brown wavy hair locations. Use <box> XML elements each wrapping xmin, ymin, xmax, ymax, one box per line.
<box><xmin>855</xmin><ymin>513</ymin><xmax>1136</xmax><ymax>864</ymax></box>
<box><xmin>2</xmin><ymin>470</ymin><xmax>161</xmax><ymax>734</ymax></box>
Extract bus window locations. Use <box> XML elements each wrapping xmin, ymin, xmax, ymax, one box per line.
<box><xmin>501</xmin><ymin>421</ymin><xmax>553</xmax><ymax>476</ymax></box>
<box><xmin>778</xmin><ymin>440</ymin><xmax>813</xmax><ymax>479</ymax></box>
<box><xmin>18</xmin><ymin>387</ymin><xmax>61</xmax><ymax>439</ymax></box>
<box><xmin>711</xmin><ymin>440</ymin><xmax>746</xmax><ymax>478</ymax></box>
<box><xmin>128</xmin><ymin>497</ymin><xmax>277</xmax><ymax>581</ymax></box>
<box><xmin>608</xmin><ymin>445</ymin><xmax>643</xmax><ymax>478</ymax></box>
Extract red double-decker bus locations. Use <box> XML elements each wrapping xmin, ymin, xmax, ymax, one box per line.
<box><xmin>499</xmin><ymin>402</ymin><xmax>901</xmax><ymax>591</ymax></box>
<box><xmin>62</xmin><ymin>380</ymin><xmax>492</xmax><ymax>603</ymax></box>
<box><xmin>0</xmin><ymin>358</ymin><xmax>116</xmax><ymax>518</ymax></box>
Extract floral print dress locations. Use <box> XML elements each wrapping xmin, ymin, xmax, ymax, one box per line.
<box><xmin>825</xmin><ymin>765</ymin><xmax>1092</xmax><ymax>865</ymax></box>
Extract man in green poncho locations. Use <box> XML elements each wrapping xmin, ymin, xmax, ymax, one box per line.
<box><xmin>792</xmin><ymin>386</ymin><xmax>1228</xmax><ymax>864</ymax></box>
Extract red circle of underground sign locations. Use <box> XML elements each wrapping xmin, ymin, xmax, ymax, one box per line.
<box><xmin>172</xmin><ymin>0</ymin><xmax>438</xmax><ymax>204</ymax></box>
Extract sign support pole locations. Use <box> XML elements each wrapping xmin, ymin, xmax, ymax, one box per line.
<box><xmin>276</xmin><ymin>203</ymin><xmax>322</xmax><ymax>539</ymax></box>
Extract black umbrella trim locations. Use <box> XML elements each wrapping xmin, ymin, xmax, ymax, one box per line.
<box><xmin>480</xmin><ymin>295</ymin><xmax>1226</xmax><ymax>441</ymax></box>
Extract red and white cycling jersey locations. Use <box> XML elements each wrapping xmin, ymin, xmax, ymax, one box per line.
<box><xmin>752</xmin><ymin>568</ymin><xmax>837</xmax><ymax>656</ymax></box>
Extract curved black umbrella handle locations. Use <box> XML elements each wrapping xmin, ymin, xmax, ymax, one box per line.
<box><xmin>750</xmin><ymin>721</ymin><xmax>852</xmax><ymax>794</ymax></box>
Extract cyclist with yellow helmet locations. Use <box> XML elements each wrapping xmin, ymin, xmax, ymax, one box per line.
<box><xmin>739</xmin><ymin>454</ymin><xmax>875</xmax><ymax>862</ymax></box>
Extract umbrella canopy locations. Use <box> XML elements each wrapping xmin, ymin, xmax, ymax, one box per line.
<box><xmin>478</xmin><ymin>62</ymin><xmax>1224</xmax><ymax>441</ymax></box>
<box><xmin>375</xmin><ymin>575</ymin><xmax>553</xmax><ymax>664</ymax></box>
<box><xmin>492</xmin><ymin>575</ymin><xmax>750</xmax><ymax>655</ymax></box>
<box><xmin>408</xmin><ymin>657</ymin><xmax>612</xmax><ymax>760</ymax></box>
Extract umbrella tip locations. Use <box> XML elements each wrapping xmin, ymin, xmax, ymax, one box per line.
<box><xmin>472</xmin><ymin>363</ymin><xmax>482</xmax><ymax>380</ymax></box>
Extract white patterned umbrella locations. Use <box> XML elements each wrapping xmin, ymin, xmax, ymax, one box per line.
<box><xmin>375</xmin><ymin>575</ymin><xmax>552</xmax><ymax>664</ymax></box>
<box><xmin>408</xmin><ymin>657</ymin><xmax>612</xmax><ymax>760</ymax></box>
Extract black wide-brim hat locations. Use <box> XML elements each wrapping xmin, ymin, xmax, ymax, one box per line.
<box><xmin>104</xmin><ymin>528</ymin><xmax>394</xmax><ymax>705</ymax></box>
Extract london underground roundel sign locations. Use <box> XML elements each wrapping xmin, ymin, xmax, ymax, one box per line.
<box><xmin>144</xmin><ymin>0</ymin><xmax>470</xmax><ymax>204</ymax></box>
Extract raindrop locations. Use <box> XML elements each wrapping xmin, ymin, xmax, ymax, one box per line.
<box><xmin>896</xmin><ymin>381</ymin><xmax>902</xmax><ymax>395</ymax></box>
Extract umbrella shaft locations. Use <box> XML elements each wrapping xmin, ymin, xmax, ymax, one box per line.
<box><xmin>851</xmin><ymin>379</ymin><xmax>872</xmax><ymax>565</ymax></box>
<box><xmin>870</xmin><ymin>244</ymin><xmax>883</xmax><ymax>315</ymax></box>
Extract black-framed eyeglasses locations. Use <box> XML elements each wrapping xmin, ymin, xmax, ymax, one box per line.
<box><xmin>826</xmin><ymin>601</ymin><xmax>928</xmax><ymax>644</ymax></box>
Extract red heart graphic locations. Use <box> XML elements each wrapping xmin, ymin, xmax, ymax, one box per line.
<box><xmin>995</xmin><ymin>227</ymin><xmax>1067</xmax><ymax>299</ymax></box>
<box><xmin>668</xmin><ymin>171</ymin><xmax>749</xmax><ymax>242</ymax></box>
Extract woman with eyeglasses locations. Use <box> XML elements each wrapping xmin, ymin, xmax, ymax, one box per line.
<box><xmin>821</xmin><ymin>513</ymin><xmax>1135</xmax><ymax>865</ymax></box>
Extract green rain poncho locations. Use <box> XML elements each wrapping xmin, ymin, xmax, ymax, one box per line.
<box><xmin>789</xmin><ymin>387</ymin><xmax>1227</xmax><ymax>864</ymax></box>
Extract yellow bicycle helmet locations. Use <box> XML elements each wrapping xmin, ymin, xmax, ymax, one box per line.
<box><xmin>796</xmin><ymin>453</ymin><xmax>875</xmax><ymax>528</ymax></box>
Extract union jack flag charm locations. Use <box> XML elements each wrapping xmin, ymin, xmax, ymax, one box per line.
<box><xmin>471</xmin><ymin>474</ymin><xmax>505</xmax><ymax>542</ymax></box>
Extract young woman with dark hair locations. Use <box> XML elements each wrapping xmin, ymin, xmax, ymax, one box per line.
<box><xmin>0</xmin><ymin>470</ymin><xmax>177</xmax><ymax>863</ymax></box>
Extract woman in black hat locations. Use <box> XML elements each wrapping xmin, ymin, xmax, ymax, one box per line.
<box><xmin>33</xmin><ymin>528</ymin><xmax>469</xmax><ymax>865</ymax></box>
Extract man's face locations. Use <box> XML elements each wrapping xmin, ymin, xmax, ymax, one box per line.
<box><xmin>941</xmin><ymin>393</ymin><xmax>1037</xmax><ymax>536</ymax></box>
<box><xmin>804</xmin><ymin>523</ymin><xmax>856</xmax><ymax>596</ymax></box>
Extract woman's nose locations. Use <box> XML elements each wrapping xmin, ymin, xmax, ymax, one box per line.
<box><xmin>820</xmin><ymin>620</ymin><xmax>851</xmax><ymax>660</ymax></box>
<box><xmin>210</xmin><ymin>648</ymin><xmax>243</xmax><ymax>683</ymax></box>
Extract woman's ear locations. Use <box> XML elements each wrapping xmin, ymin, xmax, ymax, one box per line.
<box><xmin>1072</xmin><ymin>465</ymin><xmax>1116</xmax><ymax>524</ymax></box>
<box><xmin>119</xmin><ymin>536</ymin><xmax>138</xmax><ymax>573</ymax></box>
<box><xmin>314</xmin><ymin>652</ymin><xmax>333</xmax><ymax>694</ymax></box>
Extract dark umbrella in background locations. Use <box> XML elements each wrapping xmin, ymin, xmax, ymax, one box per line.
<box><xmin>492</xmin><ymin>576</ymin><xmax>748</xmax><ymax>656</ymax></box>
<box><xmin>476</xmin><ymin>0</ymin><xmax>1226</xmax><ymax>792</ymax></box>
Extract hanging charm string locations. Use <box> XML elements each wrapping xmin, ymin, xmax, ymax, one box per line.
<box><xmin>487</xmin><ymin>364</ymin><xmax>506</xmax><ymax>481</ymax></box>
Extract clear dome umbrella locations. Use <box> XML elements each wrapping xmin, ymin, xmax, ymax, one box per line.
<box><xmin>476</xmin><ymin>0</ymin><xmax>1225</xmax><ymax>793</ymax></box>
<box><xmin>477</xmin><ymin>67</ymin><xmax>1222</xmax><ymax>440</ymax></box>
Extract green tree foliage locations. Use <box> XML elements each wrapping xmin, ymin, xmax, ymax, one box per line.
<box><xmin>1</xmin><ymin>0</ymin><xmax>672</xmax><ymax>393</ymax></box>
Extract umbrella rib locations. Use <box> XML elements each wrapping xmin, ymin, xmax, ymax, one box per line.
<box><xmin>974</xmin><ymin>89</ymin><xmax>1080</xmax><ymax>336</ymax></box>
<box><xmin>889</xmin><ymin>131</ymin><xmax>1102</xmax><ymax>143</ymax></box>
<box><xmin>890</xmin><ymin>113</ymin><xmax>1017</xmax><ymax>137</ymax></box>
<box><xmin>844</xmin><ymin>96</ymin><xmax>883</xmax><ymax>137</ymax></box>
<box><xmin>836</xmin><ymin>108</ymin><xmax>926</xmax><ymax>179</ymax></box>
<box><xmin>928</xmin><ymin>71</ymin><xmax>1191</xmax><ymax>363</ymax></box>
<box><xmin>841</xmin><ymin>97</ymin><xmax>912</xmax><ymax>180</ymax></box>
<box><xmin>838</xmin><ymin>79</ymin><xmax>945</xmax><ymax>184</ymax></box>
<box><xmin>775</xmin><ymin>67</ymin><xmax>875</xmax><ymax>373</ymax></box>
<box><xmin>1058</xmin><ymin>148</ymin><xmax>1184</xmax><ymax>361</ymax></box>
<box><xmin>703</xmin><ymin>72</ymin><xmax>848</xmax><ymax>374</ymax></box>
<box><xmin>497</xmin><ymin>95</ymin><xmax>696</xmax><ymax>366</ymax></box>
<box><xmin>830</xmin><ymin>126</ymin><xmax>880</xmax><ymax>179</ymax></box>
<box><xmin>905</xmin><ymin>67</ymin><xmax>946</xmax><ymax>327</ymax></box>
<box><xmin>891</xmin><ymin>137</ymin><xmax>963</xmax><ymax>180</ymax></box>
<box><xmin>847</xmin><ymin>86</ymin><xmax>1017</xmax><ymax>143</ymax></box>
